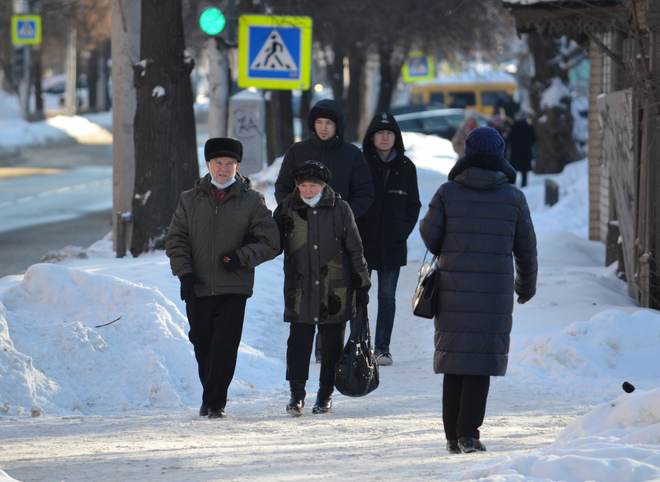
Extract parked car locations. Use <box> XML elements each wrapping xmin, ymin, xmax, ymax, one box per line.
<box><xmin>389</xmin><ymin>103</ymin><xmax>445</xmax><ymax>115</ymax></box>
<box><xmin>394</xmin><ymin>108</ymin><xmax>488</xmax><ymax>140</ymax></box>
<box><xmin>42</xmin><ymin>74</ymin><xmax>89</xmax><ymax>111</ymax></box>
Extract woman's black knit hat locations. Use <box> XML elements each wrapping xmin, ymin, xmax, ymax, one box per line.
<box><xmin>294</xmin><ymin>160</ymin><xmax>331</xmax><ymax>184</ymax></box>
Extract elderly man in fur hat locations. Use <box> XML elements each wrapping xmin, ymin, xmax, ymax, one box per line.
<box><xmin>166</xmin><ymin>137</ymin><xmax>280</xmax><ymax>419</ymax></box>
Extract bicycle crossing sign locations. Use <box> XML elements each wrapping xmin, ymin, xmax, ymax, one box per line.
<box><xmin>11</xmin><ymin>15</ymin><xmax>42</xmax><ymax>46</ymax></box>
<box><xmin>238</xmin><ymin>15</ymin><xmax>312</xmax><ymax>90</ymax></box>
<box><xmin>402</xmin><ymin>52</ymin><xmax>435</xmax><ymax>83</ymax></box>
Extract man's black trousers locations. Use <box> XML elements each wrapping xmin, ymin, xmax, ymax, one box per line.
<box><xmin>186</xmin><ymin>294</ymin><xmax>248</xmax><ymax>411</ymax></box>
<box><xmin>442</xmin><ymin>374</ymin><xmax>490</xmax><ymax>440</ymax></box>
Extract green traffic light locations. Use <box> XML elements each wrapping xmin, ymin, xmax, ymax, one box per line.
<box><xmin>199</xmin><ymin>7</ymin><xmax>226</xmax><ymax>36</ymax></box>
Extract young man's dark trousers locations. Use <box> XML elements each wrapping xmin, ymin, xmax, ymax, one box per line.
<box><xmin>186</xmin><ymin>294</ymin><xmax>248</xmax><ymax>411</ymax></box>
<box><xmin>442</xmin><ymin>374</ymin><xmax>490</xmax><ymax>440</ymax></box>
<box><xmin>286</xmin><ymin>322</ymin><xmax>345</xmax><ymax>398</ymax></box>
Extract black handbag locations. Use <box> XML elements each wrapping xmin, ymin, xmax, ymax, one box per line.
<box><xmin>335</xmin><ymin>302</ymin><xmax>379</xmax><ymax>397</ymax></box>
<box><xmin>412</xmin><ymin>251</ymin><xmax>439</xmax><ymax>319</ymax></box>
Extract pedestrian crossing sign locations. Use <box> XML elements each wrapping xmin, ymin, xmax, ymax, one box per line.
<box><xmin>402</xmin><ymin>52</ymin><xmax>435</xmax><ymax>83</ymax></box>
<box><xmin>238</xmin><ymin>15</ymin><xmax>312</xmax><ymax>90</ymax></box>
<box><xmin>11</xmin><ymin>15</ymin><xmax>42</xmax><ymax>46</ymax></box>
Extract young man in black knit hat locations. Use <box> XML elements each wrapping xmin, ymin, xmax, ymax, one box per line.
<box><xmin>359</xmin><ymin>112</ymin><xmax>421</xmax><ymax>366</ymax></box>
<box><xmin>166</xmin><ymin>137</ymin><xmax>280</xmax><ymax>419</ymax></box>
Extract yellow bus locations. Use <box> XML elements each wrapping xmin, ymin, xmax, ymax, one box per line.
<box><xmin>409</xmin><ymin>71</ymin><xmax>517</xmax><ymax>116</ymax></box>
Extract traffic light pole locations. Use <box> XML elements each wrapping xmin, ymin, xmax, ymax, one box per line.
<box><xmin>207</xmin><ymin>38</ymin><xmax>229</xmax><ymax>137</ymax></box>
<box><xmin>13</xmin><ymin>0</ymin><xmax>31</xmax><ymax>120</ymax></box>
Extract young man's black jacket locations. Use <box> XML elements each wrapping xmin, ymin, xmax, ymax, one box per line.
<box><xmin>357</xmin><ymin>112</ymin><xmax>421</xmax><ymax>270</ymax></box>
<box><xmin>274</xmin><ymin>99</ymin><xmax>374</xmax><ymax>219</ymax></box>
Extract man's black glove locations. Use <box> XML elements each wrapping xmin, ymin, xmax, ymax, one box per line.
<box><xmin>179</xmin><ymin>273</ymin><xmax>195</xmax><ymax>302</ymax></box>
<box><xmin>279</xmin><ymin>214</ymin><xmax>294</xmax><ymax>235</ymax></box>
<box><xmin>221</xmin><ymin>251</ymin><xmax>241</xmax><ymax>272</ymax></box>
<box><xmin>356</xmin><ymin>287</ymin><xmax>369</xmax><ymax>306</ymax></box>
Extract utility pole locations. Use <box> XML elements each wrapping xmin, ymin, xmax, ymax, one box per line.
<box><xmin>111</xmin><ymin>0</ymin><xmax>140</xmax><ymax>256</ymax></box>
<box><xmin>13</xmin><ymin>0</ymin><xmax>31</xmax><ymax>120</ymax></box>
<box><xmin>207</xmin><ymin>38</ymin><xmax>229</xmax><ymax>137</ymax></box>
<box><xmin>202</xmin><ymin>2</ymin><xmax>235</xmax><ymax>137</ymax></box>
<box><xmin>64</xmin><ymin>2</ymin><xmax>78</xmax><ymax>116</ymax></box>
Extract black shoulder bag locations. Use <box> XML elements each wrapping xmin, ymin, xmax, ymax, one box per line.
<box><xmin>412</xmin><ymin>250</ymin><xmax>439</xmax><ymax>319</ymax></box>
<box><xmin>335</xmin><ymin>302</ymin><xmax>379</xmax><ymax>397</ymax></box>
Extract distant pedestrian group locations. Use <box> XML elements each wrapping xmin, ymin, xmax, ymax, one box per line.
<box><xmin>165</xmin><ymin>99</ymin><xmax>537</xmax><ymax>455</ymax></box>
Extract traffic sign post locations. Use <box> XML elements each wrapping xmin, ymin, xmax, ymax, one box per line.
<box><xmin>11</xmin><ymin>15</ymin><xmax>42</xmax><ymax>46</ymax></box>
<box><xmin>237</xmin><ymin>15</ymin><xmax>312</xmax><ymax>90</ymax></box>
<box><xmin>402</xmin><ymin>52</ymin><xmax>435</xmax><ymax>84</ymax></box>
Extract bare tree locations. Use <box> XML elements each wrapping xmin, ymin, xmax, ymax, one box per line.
<box><xmin>527</xmin><ymin>33</ymin><xmax>582</xmax><ymax>173</ymax></box>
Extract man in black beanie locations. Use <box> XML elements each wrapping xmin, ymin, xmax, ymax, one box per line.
<box><xmin>166</xmin><ymin>137</ymin><xmax>280</xmax><ymax>419</ymax></box>
<box><xmin>358</xmin><ymin>112</ymin><xmax>421</xmax><ymax>366</ymax></box>
<box><xmin>275</xmin><ymin>99</ymin><xmax>374</xmax><ymax>218</ymax></box>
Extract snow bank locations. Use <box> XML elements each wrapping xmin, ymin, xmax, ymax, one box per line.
<box><xmin>402</xmin><ymin>132</ymin><xmax>457</xmax><ymax>175</ymax></box>
<box><xmin>0</xmin><ymin>91</ymin><xmax>21</xmax><ymax>121</ymax></box>
<box><xmin>0</xmin><ymin>470</ymin><xmax>19</xmax><ymax>482</ymax></box>
<box><xmin>513</xmin><ymin>309</ymin><xmax>660</xmax><ymax>386</ymax></box>
<box><xmin>0</xmin><ymin>262</ymin><xmax>285</xmax><ymax>416</ymax></box>
<box><xmin>461</xmin><ymin>389</ymin><xmax>660</xmax><ymax>482</ymax></box>
<box><xmin>524</xmin><ymin>159</ymin><xmax>589</xmax><ymax>237</ymax></box>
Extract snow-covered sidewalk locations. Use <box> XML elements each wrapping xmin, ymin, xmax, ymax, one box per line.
<box><xmin>1</xmin><ymin>136</ymin><xmax>659</xmax><ymax>481</ymax></box>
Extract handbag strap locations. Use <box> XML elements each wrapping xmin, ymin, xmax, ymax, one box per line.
<box><xmin>349</xmin><ymin>302</ymin><xmax>371</xmax><ymax>343</ymax></box>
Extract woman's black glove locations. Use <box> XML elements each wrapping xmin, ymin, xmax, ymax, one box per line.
<box><xmin>279</xmin><ymin>214</ymin><xmax>294</xmax><ymax>235</ymax></box>
<box><xmin>221</xmin><ymin>251</ymin><xmax>241</xmax><ymax>272</ymax></box>
<box><xmin>179</xmin><ymin>273</ymin><xmax>195</xmax><ymax>302</ymax></box>
<box><xmin>356</xmin><ymin>287</ymin><xmax>370</xmax><ymax>306</ymax></box>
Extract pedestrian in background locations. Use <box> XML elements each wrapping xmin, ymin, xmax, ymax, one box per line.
<box><xmin>451</xmin><ymin>110</ymin><xmax>479</xmax><ymax>157</ymax></box>
<box><xmin>420</xmin><ymin>127</ymin><xmax>537</xmax><ymax>454</ymax></box>
<box><xmin>275</xmin><ymin>99</ymin><xmax>374</xmax><ymax>362</ymax></box>
<box><xmin>358</xmin><ymin>112</ymin><xmax>421</xmax><ymax>366</ymax></box>
<box><xmin>274</xmin><ymin>161</ymin><xmax>370</xmax><ymax>417</ymax></box>
<box><xmin>166</xmin><ymin>137</ymin><xmax>280</xmax><ymax>419</ymax></box>
<box><xmin>507</xmin><ymin>110</ymin><xmax>536</xmax><ymax>187</ymax></box>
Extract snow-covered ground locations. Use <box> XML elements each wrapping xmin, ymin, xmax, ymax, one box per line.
<box><xmin>0</xmin><ymin>134</ymin><xmax>659</xmax><ymax>481</ymax></box>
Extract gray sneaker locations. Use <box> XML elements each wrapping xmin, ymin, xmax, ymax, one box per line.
<box><xmin>376</xmin><ymin>351</ymin><xmax>393</xmax><ymax>366</ymax></box>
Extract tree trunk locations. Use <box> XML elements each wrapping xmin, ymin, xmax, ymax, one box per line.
<box><xmin>97</xmin><ymin>40</ymin><xmax>111</xmax><ymax>111</ymax></box>
<box><xmin>376</xmin><ymin>41</ymin><xmax>394</xmax><ymax>113</ymax></box>
<box><xmin>88</xmin><ymin>47</ymin><xmax>99</xmax><ymax>113</ymax></box>
<box><xmin>300</xmin><ymin>88</ymin><xmax>312</xmax><ymax>138</ymax></box>
<box><xmin>32</xmin><ymin>48</ymin><xmax>44</xmax><ymax>121</ymax></box>
<box><xmin>266</xmin><ymin>90</ymin><xmax>293</xmax><ymax>161</ymax></box>
<box><xmin>328</xmin><ymin>43</ymin><xmax>345</xmax><ymax>105</ymax></box>
<box><xmin>528</xmin><ymin>32</ymin><xmax>581</xmax><ymax>173</ymax></box>
<box><xmin>131</xmin><ymin>0</ymin><xmax>199</xmax><ymax>256</ymax></box>
<box><xmin>345</xmin><ymin>44</ymin><xmax>365</xmax><ymax>142</ymax></box>
<box><xmin>277</xmin><ymin>90</ymin><xmax>294</xmax><ymax>152</ymax></box>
